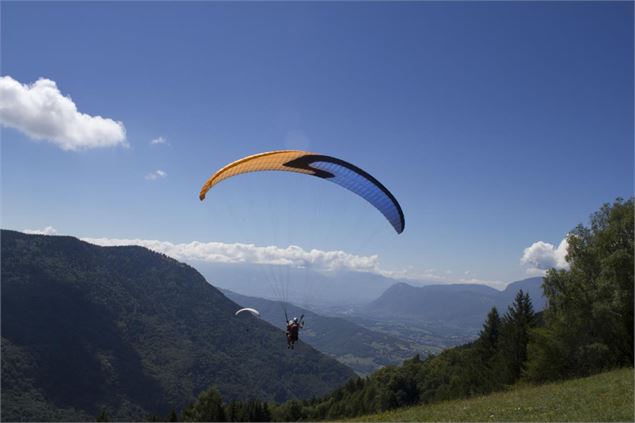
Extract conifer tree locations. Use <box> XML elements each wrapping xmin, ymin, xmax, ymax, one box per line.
<box><xmin>181</xmin><ymin>387</ymin><xmax>226</xmax><ymax>422</ymax></box>
<box><xmin>498</xmin><ymin>290</ymin><xmax>537</xmax><ymax>382</ymax></box>
<box><xmin>96</xmin><ymin>409</ymin><xmax>110</xmax><ymax>422</ymax></box>
<box><xmin>477</xmin><ymin>307</ymin><xmax>501</xmax><ymax>359</ymax></box>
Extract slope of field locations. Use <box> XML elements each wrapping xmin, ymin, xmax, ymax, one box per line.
<box><xmin>349</xmin><ymin>368</ymin><xmax>634</xmax><ymax>422</ymax></box>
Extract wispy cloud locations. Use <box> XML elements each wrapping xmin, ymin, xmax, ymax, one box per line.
<box><xmin>150</xmin><ymin>136</ymin><xmax>167</xmax><ymax>145</ymax></box>
<box><xmin>145</xmin><ymin>170</ymin><xmax>167</xmax><ymax>180</ymax></box>
<box><xmin>381</xmin><ymin>266</ymin><xmax>505</xmax><ymax>289</ymax></box>
<box><xmin>82</xmin><ymin>237</ymin><xmax>379</xmax><ymax>273</ymax></box>
<box><xmin>0</xmin><ymin>76</ymin><xmax>127</xmax><ymax>151</ymax></box>
<box><xmin>81</xmin><ymin>236</ymin><xmax>506</xmax><ymax>288</ymax></box>
<box><xmin>457</xmin><ymin>277</ymin><xmax>506</xmax><ymax>290</ymax></box>
<box><xmin>521</xmin><ymin>237</ymin><xmax>569</xmax><ymax>275</ymax></box>
<box><xmin>23</xmin><ymin>226</ymin><xmax>58</xmax><ymax>235</ymax></box>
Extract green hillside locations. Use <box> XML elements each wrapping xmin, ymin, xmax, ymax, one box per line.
<box><xmin>348</xmin><ymin>368</ymin><xmax>634</xmax><ymax>422</ymax></box>
<box><xmin>1</xmin><ymin>230</ymin><xmax>355</xmax><ymax>421</ymax></box>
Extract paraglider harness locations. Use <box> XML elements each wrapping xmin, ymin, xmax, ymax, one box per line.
<box><xmin>285</xmin><ymin>312</ymin><xmax>304</xmax><ymax>349</ymax></box>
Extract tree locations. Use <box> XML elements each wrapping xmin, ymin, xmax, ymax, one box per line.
<box><xmin>280</xmin><ymin>400</ymin><xmax>304</xmax><ymax>421</ymax></box>
<box><xmin>181</xmin><ymin>388</ymin><xmax>226</xmax><ymax>422</ymax></box>
<box><xmin>497</xmin><ymin>290</ymin><xmax>537</xmax><ymax>382</ymax></box>
<box><xmin>96</xmin><ymin>409</ymin><xmax>110</xmax><ymax>422</ymax></box>
<box><xmin>460</xmin><ymin>307</ymin><xmax>504</xmax><ymax>391</ymax></box>
<box><xmin>477</xmin><ymin>307</ymin><xmax>501</xmax><ymax>360</ymax></box>
<box><xmin>260</xmin><ymin>402</ymin><xmax>271</xmax><ymax>422</ymax></box>
<box><xmin>526</xmin><ymin>198</ymin><xmax>634</xmax><ymax>381</ymax></box>
<box><xmin>225</xmin><ymin>400</ymin><xmax>244</xmax><ymax>422</ymax></box>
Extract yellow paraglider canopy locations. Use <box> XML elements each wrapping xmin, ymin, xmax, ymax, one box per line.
<box><xmin>199</xmin><ymin>150</ymin><xmax>405</xmax><ymax>233</ymax></box>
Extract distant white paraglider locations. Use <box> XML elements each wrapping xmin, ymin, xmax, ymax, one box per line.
<box><xmin>234</xmin><ymin>307</ymin><xmax>260</xmax><ymax>317</ymax></box>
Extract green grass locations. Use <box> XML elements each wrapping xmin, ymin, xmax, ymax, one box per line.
<box><xmin>348</xmin><ymin>368</ymin><xmax>634</xmax><ymax>422</ymax></box>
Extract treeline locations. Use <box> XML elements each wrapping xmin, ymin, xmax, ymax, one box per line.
<box><xmin>272</xmin><ymin>289</ymin><xmax>541</xmax><ymax>420</ymax></box>
<box><xmin>525</xmin><ymin>198</ymin><xmax>634</xmax><ymax>381</ymax></box>
<box><xmin>133</xmin><ymin>198</ymin><xmax>633</xmax><ymax>422</ymax></box>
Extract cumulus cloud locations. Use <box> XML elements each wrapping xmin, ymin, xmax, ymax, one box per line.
<box><xmin>0</xmin><ymin>76</ymin><xmax>127</xmax><ymax>151</ymax></box>
<box><xmin>521</xmin><ymin>237</ymin><xmax>569</xmax><ymax>275</ymax></box>
<box><xmin>23</xmin><ymin>226</ymin><xmax>58</xmax><ymax>235</ymax></box>
<box><xmin>145</xmin><ymin>170</ymin><xmax>167</xmax><ymax>180</ymax></box>
<box><xmin>81</xmin><ymin>237</ymin><xmax>380</xmax><ymax>273</ymax></box>
<box><xmin>150</xmin><ymin>136</ymin><xmax>167</xmax><ymax>145</ymax></box>
<box><xmin>80</xmin><ymin>236</ymin><xmax>506</xmax><ymax>288</ymax></box>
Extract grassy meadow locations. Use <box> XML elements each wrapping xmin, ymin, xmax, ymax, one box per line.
<box><xmin>347</xmin><ymin>367</ymin><xmax>634</xmax><ymax>422</ymax></box>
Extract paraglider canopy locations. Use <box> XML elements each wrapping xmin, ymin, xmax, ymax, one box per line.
<box><xmin>199</xmin><ymin>150</ymin><xmax>405</xmax><ymax>234</ymax></box>
<box><xmin>235</xmin><ymin>307</ymin><xmax>260</xmax><ymax>317</ymax></box>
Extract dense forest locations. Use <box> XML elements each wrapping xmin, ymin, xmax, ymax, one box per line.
<box><xmin>155</xmin><ymin>198</ymin><xmax>633</xmax><ymax>422</ymax></box>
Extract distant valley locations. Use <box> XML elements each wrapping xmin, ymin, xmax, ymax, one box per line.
<box><xmin>223</xmin><ymin>290</ymin><xmax>437</xmax><ymax>375</ymax></box>
<box><xmin>200</xmin><ymin>258</ymin><xmax>546</xmax><ymax>350</ymax></box>
<box><xmin>329</xmin><ymin>277</ymin><xmax>545</xmax><ymax>349</ymax></box>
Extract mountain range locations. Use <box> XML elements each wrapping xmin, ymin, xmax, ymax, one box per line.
<box><xmin>191</xmin><ymin>261</ymin><xmax>401</xmax><ymax>307</ymax></box>
<box><xmin>191</xmin><ymin>261</ymin><xmax>545</xmax><ymax>325</ymax></box>
<box><xmin>0</xmin><ymin>229</ymin><xmax>547</xmax><ymax>421</ymax></box>
<box><xmin>1</xmin><ymin>230</ymin><xmax>354</xmax><ymax>421</ymax></box>
<box><xmin>222</xmin><ymin>275</ymin><xmax>546</xmax><ymax>370</ymax></box>
<box><xmin>365</xmin><ymin>277</ymin><xmax>545</xmax><ymax>329</ymax></box>
<box><xmin>328</xmin><ymin>277</ymin><xmax>546</xmax><ymax>349</ymax></box>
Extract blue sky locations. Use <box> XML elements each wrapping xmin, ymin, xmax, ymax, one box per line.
<box><xmin>1</xmin><ymin>1</ymin><xmax>633</xmax><ymax>287</ymax></box>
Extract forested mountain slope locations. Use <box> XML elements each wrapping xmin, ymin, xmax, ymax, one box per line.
<box><xmin>1</xmin><ymin>230</ymin><xmax>355</xmax><ymax>421</ymax></box>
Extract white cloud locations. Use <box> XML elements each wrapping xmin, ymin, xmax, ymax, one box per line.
<box><xmin>145</xmin><ymin>170</ymin><xmax>167</xmax><ymax>180</ymax></box>
<box><xmin>525</xmin><ymin>267</ymin><xmax>548</xmax><ymax>277</ymax></box>
<box><xmin>81</xmin><ymin>237</ymin><xmax>380</xmax><ymax>273</ymax></box>
<box><xmin>521</xmin><ymin>237</ymin><xmax>569</xmax><ymax>275</ymax></box>
<box><xmin>457</xmin><ymin>277</ymin><xmax>507</xmax><ymax>290</ymax></box>
<box><xmin>0</xmin><ymin>75</ymin><xmax>127</xmax><ymax>151</ymax></box>
<box><xmin>80</xmin><ymin>235</ymin><xmax>506</xmax><ymax>289</ymax></box>
<box><xmin>150</xmin><ymin>136</ymin><xmax>167</xmax><ymax>145</ymax></box>
<box><xmin>23</xmin><ymin>226</ymin><xmax>58</xmax><ymax>235</ymax></box>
